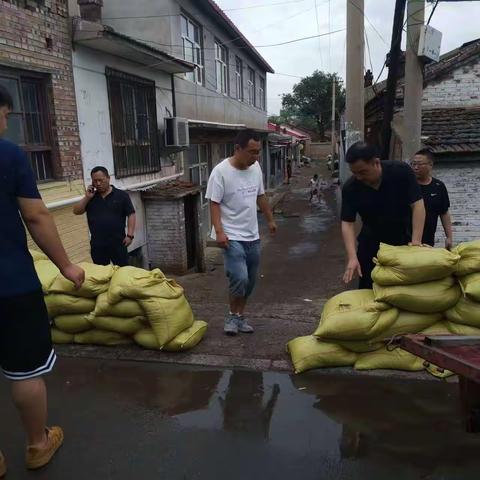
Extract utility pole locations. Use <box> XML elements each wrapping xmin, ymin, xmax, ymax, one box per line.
<box><xmin>381</xmin><ymin>0</ymin><xmax>407</xmax><ymax>159</ymax></box>
<box><xmin>331</xmin><ymin>77</ymin><xmax>336</xmax><ymax>157</ymax></box>
<box><xmin>403</xmin><ymin>0</ymin><xmax>425</xmax><ymax>161</ymax></box>
<box><xmin>342</xmin><ymin>0</ymin><xmax>364</xmax><ymax>183</ymax></box>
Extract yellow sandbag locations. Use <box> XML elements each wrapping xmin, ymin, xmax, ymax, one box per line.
<box><xmin>373</xmin><ymin>277</ymin><xmax>461</xmax><ymax>313</ymax></box>
<box><xmin>446</xmin><ymin>321</ymin><xmax>480</xmax><ymax>336</ymax></box>
<box><xmin>138</xmin><ymin>279</ymin><xmax>194</xmax><ymax>347</ymax></box>
<box><xmin>287</xmin><ymin>336</ymin><xmax>358</xmax><ymax>374</ymax></box>
<box><xmin>34</xmin><ymin>260</ymin><xmax>60</xmax><ymax>294</ymax></box>
<box><xmin>453</xmin><ymin>240</ymin><xmax>480</xmax><ymax>276</ymax></box>
<box><xmin>50</xmin><ymin>262</ymin><xmax>115</xmax><ymax>298</ymax></box>
<box><xmin>421</xmin><ymin>322</ymin><xmax>451</xmax><ymax>336</ymax></box>
<box><xmin>458</xmin><ymin>272</ymin><xmax>480</xmax><ymax>302</ymax></box>
<box><xmin>74</xmin><ymin>329</ymin><xmax>133</xmax><ymax>346</ymax></box>
<box><xmin>163</xmin><ymin>321</ymin><xmax>208</xmax><ymax>352</ymax></box>
<box><xmin>108</xmin><ymin>266</ymin><xmax>166</xmax><ymax>304</ymax></box>
<box><xmin>372</xmin><ymin>243</ymin><xmax>460</xmax><ymax>286</ymax></box>
<box><xmin>51</xmin><ymin>328</ymin><xmax>74</xmax><ymax>344</ymax></box>
<box><xmin>93</xmin><ymin>292</ymin><xmax>144</xmax><ymax>318</ymax></box>
<box><xmin>44</xmin><ymin>295</ymin><xmax>96</xmax><ymax>318</ymax></box>
<box><xmin>54</xmin><ymin>314</ymin><xmax>92</xmax><ymax>334</ymax></box>
<box><xmin>133</xmin><ymin>328</ymin><xmax>159</xmax><ymax>350</ymax></box>
<box><xmin>355</xmin><ymin>347</ymin><xmax>424</xmax><ymax>371</ymax></box>
<box><xmin>88</xmin><ymin>315</ymin><xmax>145</xmax><ymax>336</ymax></box>
<box><xmin>29</xmin><ymin>249</ymin><xmax>48</xmax><ymax>262</ymax></box>
<box><xmin>314</xmin><ymin>290</ymin><xmax>398</xmax><ymax>341</ymax></box>
<box><xmin>334</xmin><ymin>340</ymin><xmax>384</xmax><ymax>353</ymax></box>
<box><xmin>445</xmin><ymin>297</ymin><xmax>480</xmax><ymax>328</ymax></box>
<box><xmin>424</xmin><ymin>363</ymin><xmax>455</xmax><ymax>379</ymax></box>
<box><xmin>376</xmin><ymin>311</ymin><xmax>442</xmax><ymax>338</ymax></box>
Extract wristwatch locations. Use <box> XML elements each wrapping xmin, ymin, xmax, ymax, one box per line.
<box><xmin>127</xmin><ymin>234</ymin><xmax>134</xmax><ymax>240</ymax></box>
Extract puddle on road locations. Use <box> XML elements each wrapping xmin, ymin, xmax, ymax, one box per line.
<box><xmin>289</xmin><ymin>241</ymin><xmax>319</xmax><ymax>256</ymax></box>
<box><xmin>2</xmin><ymin>359</ymin><xmax>479</xmax><ymax>480</ymax></box>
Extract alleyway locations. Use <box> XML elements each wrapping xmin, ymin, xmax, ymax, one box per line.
<box><xmin>57</xmin><ymin>163</ymin><xmax>348</xmax><ymax>371</ymax></box>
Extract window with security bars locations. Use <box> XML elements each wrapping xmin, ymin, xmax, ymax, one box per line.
<box><xmin>215</xmin><ymin>41</ymin><xmax>228</xmax><ymax>95</ymax></box>
<box><xmin>247</xmin><ymin>67</ymin><xmax>256</xmax><ymax>106</ymax></box>
<box><xmin>106</xmin><ymin>68</ymin><xmax>160</xmax><ymax>178</ymax></box>
<box><xmin>234</xmin><ymin>56</ymin><xmax>243</xmax><ymax>101</ymax></box>
<box><xmin>187</xmin><ymin>144</ymin><xmax>209</xmax><ymax>205</ymax></box>
<box><xmin>5</xmin><ymin>0</ymin><xmax>45</xmax><ymax>8</ymax></box>
<box><xmin>181</xmin><ymin>14</ymin><xmax>203</xmax><ymax>85</ymax></box>
<box><xmin>259</xmin><ymin>77</ymin><xmax>266</xmax><ymax>111</ymax></box>
<box><xmin>0</xmin><ymin>69</ymin><xmax>53</xmax><ymax>182</ymax></box>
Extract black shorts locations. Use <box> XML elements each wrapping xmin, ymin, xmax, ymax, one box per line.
<box><xmin>0</xmin><ymin>289</ymin><xmax>56</xmax><ymax>381</ymax></box>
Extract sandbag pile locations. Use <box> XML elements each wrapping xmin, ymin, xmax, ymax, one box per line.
<box><xmin>288</xmin><ymin>242</ymin><xmax>480</xmax><ymax>375</ymax></box>
<box><xmin>30</xmin><ymin>251</ymin><xmax>207</xmax><ymax>352</ymax></box>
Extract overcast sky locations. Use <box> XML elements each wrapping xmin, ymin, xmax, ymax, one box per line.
<box><xmin>215</xmin><ymin>0</ymin><xmax>480</xmax><ymax>115</ymax></box>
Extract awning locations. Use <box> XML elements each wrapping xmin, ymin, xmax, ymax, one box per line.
<box><xmin>187</xmin><ymin>119</ymin><xmax>269</xmax><ymax>134</ymax></box>
<box><xmin>73</xmin><ymin>18</ymin><xmax>195</xmax><ymax>74</ymax></box>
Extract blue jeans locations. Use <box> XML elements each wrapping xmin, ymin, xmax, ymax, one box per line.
<box><xmin>223</xmin><ymin>240</ymin><xmax>261</xmax><ymax>299</ymax></box>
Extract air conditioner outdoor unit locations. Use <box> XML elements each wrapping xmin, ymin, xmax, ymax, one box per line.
<box><xmin>164</xmin><ymin>117</ymin><xmax>190</xmax><ymax>148</ymax></box>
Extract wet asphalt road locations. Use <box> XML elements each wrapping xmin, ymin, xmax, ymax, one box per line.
<box><xmin>1</xmin><ymin>357</ymin><xmax>480</xmax><ymax>480</ymax></box>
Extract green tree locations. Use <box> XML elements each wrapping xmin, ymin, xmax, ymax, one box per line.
<box><xmin>279</xmin><ymin>71</ymin><xmax>345</xmax><ymax>139</ymax></box>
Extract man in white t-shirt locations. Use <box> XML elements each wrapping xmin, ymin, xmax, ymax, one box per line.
<box><xmin>206</xmin><ymin>129</ymin><xmax>277</xmax><ymax>335</ymax></box>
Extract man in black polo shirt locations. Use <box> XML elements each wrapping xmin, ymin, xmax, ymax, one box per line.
<box><xmin>341</xmin><ymin>142</ymin><xmax>426</xmax><ymax>288</ymax></box>
<box><xmin>412</xmin><ymin>148</ymin><xmax>453</xmax><ymax>249</ymax></box>
<box><xmin>73</xmin><ymin>167</ymin><xmax>136</xmax><ymax>266</ymax></box>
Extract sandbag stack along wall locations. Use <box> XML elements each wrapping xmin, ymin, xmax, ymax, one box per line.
<box><xmin>288</xmin><ymin>243</ymin><xmax>480</xmax><ymax>376</ymax></box>
<box><xmin>31</xmin><ymin>251</ymin><xmax>207</xmax><ymax>352</ymax></box>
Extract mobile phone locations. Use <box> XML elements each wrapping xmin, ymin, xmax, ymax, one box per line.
<box><xmin>87</xmin><ymin>185</ymin><xmax>95</xmax><ymax>194</ymax></box>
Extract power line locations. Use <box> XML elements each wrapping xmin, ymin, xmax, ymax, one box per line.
<box><xmin>427</xmin><ymin>0</ymin><xmax>440</xmax><ymax>25</ymax></box>
<box><xmin>223</xmin><ymin>0</ymin><xmax>307</xmax><ymax>12</ymax></box>
<box><xmin>255</xmin><ymin>28</ymin><xmax>345</xmax><ymax>47</ymax></box>
<box><xmin>347</xmin><ymin>0</ymin><xmax>389</xmax><ymax>47</ymax></box>
<box><xmin>314</xmin><ymin>0</ymin><xmax>324</xmax><ymax>69</ymax></box>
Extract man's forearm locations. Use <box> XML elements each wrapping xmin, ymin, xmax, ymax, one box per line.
<box><xmin>73</xmin><ymin>196</ymin><xmax>91</xmax><ymax>215</ymax></box>
<box><xmin>411</xmin><ymin>200</ymin><xmax>426</xmax><ymax>244</ymax></box>
<box><xmin>24</xmin><ymin>209</ymin><xmax>71</xmax><ymax>271</ymax></box>
<box><xmin>441</xmin><ymin>212</ymin><xmax>453</xmax><ymax>240</ymax></box>
<box><xmin>341</xmin><ymin>221</ymin><xmax>358</xmax><ymax>261</ymax></box>
<box><xmin>257</xmin><ymin>195</ymin><xmax>274</xmax><ymax>222</ymax></box>
<box><xmin>210</xmin><ymin>202</ymin><xmax>224</xmax><ymax>234</ymax></box>
<box><xmin>127</xmin><ymin>214</ymin><xmax>136</xmax><ymax>237</ymax></box>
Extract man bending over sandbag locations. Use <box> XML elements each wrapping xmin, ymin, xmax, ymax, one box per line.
<box><xmin>206</xmin><ymin>130</ymin><xmax>277</xmax><ymax>335</ymax></box>
<box><xmin>0</xmin><ymin>85</ymin><xmax>84</xmax><ymax>475</ymax></box>
<box><xmin>341</xmin><ymin>142</ymin><xmax>426</xmax><ymax>289</ymax></box>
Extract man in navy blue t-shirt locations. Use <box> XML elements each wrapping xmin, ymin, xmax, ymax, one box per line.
<box><xmin>0</xmin><ymin>85</ymin><xmax>84</xmax><ymax>474</ymax></box>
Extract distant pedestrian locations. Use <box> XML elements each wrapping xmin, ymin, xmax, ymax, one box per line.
<box><xmin>73</xmin><ymin>167</ymin><xmax>136</xmax><ymax>266</ymax></box>
<box><xmin>0</xmin><ymin>85</ymin><xmax>84</xmax><ymax>475</ymax></box>
<box><xmin>412</xmin><ymin>148</ymin><xmax>453</xmax><ymax>249</ymax></box>
<box><xmin>286</xmin><ymin>160</ymin><xmax>292</xmax><ymax>184</ymax></box>
<box><xmin>206</xmin><ymin>129</ymin><xmax>277</xmax><ymax>336</ymax></box>
<box><xmin>309</xmin><ymin>174</ymin><xmax>320</xmax><ymax>203</ymax></box>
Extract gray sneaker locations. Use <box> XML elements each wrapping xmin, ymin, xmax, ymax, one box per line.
<box><xmin>236</xmin><ymin>315</ymin><xmax>254</xmax><ymax>333</ymax></box>
<box><xmin>224</xmin><ymin>314</ymin><xmax>238</xmax><ymax>336</ymax></box>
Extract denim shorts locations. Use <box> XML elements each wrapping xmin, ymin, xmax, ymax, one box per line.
<box><xmin>223</xmin><ymin>240</ymin><xmax>261</xmax><ymax>298</ymax></box>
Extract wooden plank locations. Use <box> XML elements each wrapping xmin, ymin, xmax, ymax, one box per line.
<box><xmin>425</xmin><ymin>335</ymin><xmax>480</xmax><ymax>347</ymax></box>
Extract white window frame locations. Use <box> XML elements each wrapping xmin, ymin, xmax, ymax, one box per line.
<box><xmin>188</xmin><ymin>144</ymin><xmax>209</xmax><ymax>206</ymax></box>
<box><xmin>215</xmin><ymin>41</ymin><xmax>228</xmax><ymax>95</ymax></box>
<box><xmin>234</xmin><ymin>56</ymin><xmax>243</xmax><ymax>101</ymax></box>
<box><xmin>181</xmin><ymin>14</ymin><xmax>203</xmax><ymax>85</ymax></box>
<box><xmin>259</xmin><ymin>77</ymin><xmax>266</xmax><ymax>110</ymax></box>
<box><xmin>247</xmin><ymin>67</ymin><xmax>256</xmax><ymax>106</ymax></box>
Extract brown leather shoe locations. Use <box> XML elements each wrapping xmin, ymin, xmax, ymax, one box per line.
<box><xmin>0</xmin><ymin>450</ymin><xmax>6</xmax><ymax>477</ymax></box>
<box><xmin>26</xmin><ymin>426</ymin><xmax>64</xmax><ymax>470</ymax></box>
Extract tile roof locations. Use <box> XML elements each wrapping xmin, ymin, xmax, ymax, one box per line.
<box><xmin>422</xmin><ymin>107</ymin><xmax>480</xmax><ymax>154</ymax></box>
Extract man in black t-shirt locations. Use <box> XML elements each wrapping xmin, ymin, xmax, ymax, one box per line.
<box><xmin>341</xmin><ymin>142</ymin><xmax>426</xmax><ymax>288</ymax></box>
<box><xmin>412</xmin><ymin>148</ymin><xmax>452</xmax><ymax>249</ymax></box>
<box><xmin>73</xmin><ymin>167</ymin><xmax>136</xmax><ymax>266</ymax></box>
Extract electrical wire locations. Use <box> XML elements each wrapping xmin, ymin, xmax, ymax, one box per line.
<box><xmin>427</xmin><ymin>0</ymin><xmax>440</xmax><ymax>25</ymax></box>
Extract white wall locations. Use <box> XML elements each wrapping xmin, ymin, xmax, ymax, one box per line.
<box><xmin>423</xmin><ymin>57</ymin><xmax>480</xmax><ymax>108</ymax></box>
<box><xmin>72</xmin><ymin>45</ymin><xmax>178</xmax><ymax>251</ymax></box>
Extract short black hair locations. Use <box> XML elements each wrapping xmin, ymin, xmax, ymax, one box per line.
<box><xmin>415</xmin><ymin>148</ymin><xmax>435</xmax><ymax>163</ymax></box>
<box><xmin>345</xmin><ymin>142</ymin><xmax>378</xmax><ymax>164</ymax></box>
<box><xmin>234</xmin><ymin>129</ymin><xmax>262</xmax><ymax>149</ymax></box>
<box><xmin>0</xmin><ymin>85</ymin><xmax>14</xmax><ymax>110</ymax></box>
<box><xmin>91</xmin><ymin>166</ymin><xmax>109</xmax><ymax>177</ymax></box>
<box><xmin>313</xmin><ymin>174</ymin><xmax>319</xmax><ymax>179</ymax></box>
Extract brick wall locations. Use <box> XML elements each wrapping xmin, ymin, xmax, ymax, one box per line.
<box><xmin>0</xmin><ymin>0</ymin><xmax>82</xmax><ymax>179</ymax></box>
<box><xmin>433</xmin><ymin>163</ymin><xmax>480</xmax><ymax>245</ymax></box>
<box><xmin>423</xmin><ymin>57</ymin><xmax>480</xmax><ymax>108</ymax></box>
<box><xmin>144</xmin><ymin>198</ymin><xmax>188</xmax><ymax>274</ymax></box>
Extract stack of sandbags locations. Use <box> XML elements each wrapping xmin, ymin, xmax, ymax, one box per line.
<box><xmin>29</xmin><ymin>251</ymin><xmax>208</xmax><ymax>352</ymax></box>
<box><xmin>444</xmin><ymin>240</ymin><xmax>480</xmax><ymax>336</ymax></box>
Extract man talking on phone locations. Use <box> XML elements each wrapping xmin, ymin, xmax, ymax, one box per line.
<box><xmin>73</xmin><ymin>166</ymin><xmax>136</xmax><ymax>266</ymax></box>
